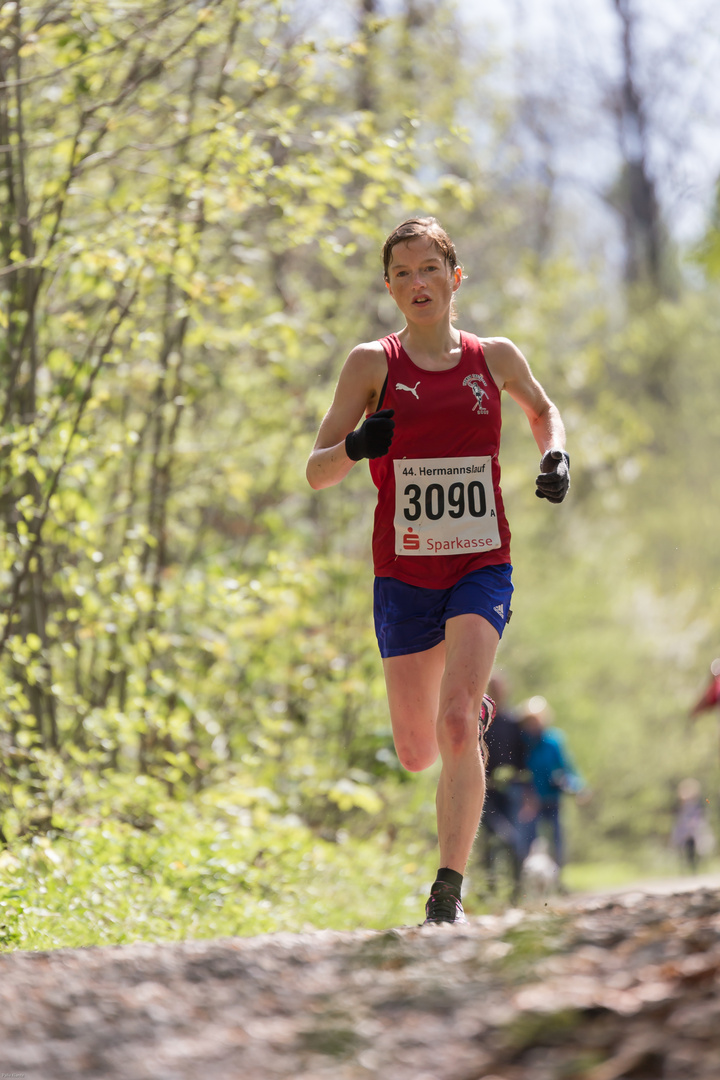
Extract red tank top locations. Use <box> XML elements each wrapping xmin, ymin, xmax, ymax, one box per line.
<box><xmin>369</xmin><ymin>331</ymin><xmax>511</xmax><ymax>589</ymax></box>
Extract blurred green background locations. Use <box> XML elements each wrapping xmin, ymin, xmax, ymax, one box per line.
<box><xmin>2</xmin><ymin>0</ymin><xmax>720</xmax><ymax>949</ymax></box>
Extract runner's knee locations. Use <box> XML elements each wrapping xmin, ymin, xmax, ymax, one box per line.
<box><xmin>437</xmin><ymin>700</ymin><xmax>478</xmax><ymax>755</ymax></box>
<box><xmin>393</xmin><ymin>737</ymin><xmax>437</xmax><ymax>773</ymax></box>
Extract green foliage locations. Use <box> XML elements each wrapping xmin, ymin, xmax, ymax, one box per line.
<box><xmin>0</xmin><ymin>772</ymin><xmax>442</xmax><ymax>950</ymax></box>
<box><xmin>0</xmin><ymin>0</ymin><xmax>423</xmax><ymax>825</ymax></box>
<box><xmin>695</xmin><ymin>180</ymin><xmax>720</xmax><ymax>279</ymax></box>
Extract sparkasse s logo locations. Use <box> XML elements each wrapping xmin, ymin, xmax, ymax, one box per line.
<box><xmin>402</xmin><ymin>527</ymin><xmax>420</xmax><ymax>550</ymax></box>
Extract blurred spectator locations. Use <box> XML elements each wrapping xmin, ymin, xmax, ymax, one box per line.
<box><xmin>689</xmin><ymin>659</ymin><xmax>720</xmax><ymax>718</ymax></box>
<box><xmin>478</xmin><ymin>673</ymin><xmax>533</xmax><ymax>902</ymax></box>
<box><xmin>518</xmin><ymin>696</ymin><xmax>585</xmax><ymax>885</ymax></box>
<box><xmin>672</xmin><ymin>778</ymin><xmax>715</xmax><ymax>873</ymax></box>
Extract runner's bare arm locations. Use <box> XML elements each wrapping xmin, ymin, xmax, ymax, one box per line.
<box><xmin>483</xmin><ymin>338</ymin><xmax>566</xmax><ymax>454</ymax></box>
<box><xmin>306</xmin><ymin>342</ymin><xmax>389</xmax><ymax>490</ymax></box>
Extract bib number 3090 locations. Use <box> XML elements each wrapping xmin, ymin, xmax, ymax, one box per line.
<box><xmin>393</xmin><ymin>456</ymin><xmax>501</xmax><ymax>556</ymax></box>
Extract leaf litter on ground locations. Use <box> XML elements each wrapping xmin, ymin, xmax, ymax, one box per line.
<box><xmin>0</xmin><ymin>883</ymin><xmax>719</xmax><ymax>1078</ymax></box>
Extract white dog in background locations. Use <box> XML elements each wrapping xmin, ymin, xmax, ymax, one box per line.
<box><xmin>521</xmin><ymin>837</ymin><xmax>559</xmax><ymax>900</ymax></box>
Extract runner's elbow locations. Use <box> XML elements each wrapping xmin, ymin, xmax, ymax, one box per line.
<box><xmin>306</xmin><ymin>454</ymin><xmax>341</xmax><ymax>490</ymax></box>
<box><xmin>306</xmin><ymin>459</ymin><xmax>325</xmax><ymax>490</ymax></box>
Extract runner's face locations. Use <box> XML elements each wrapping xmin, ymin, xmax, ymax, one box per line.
<box><xmin>385</xmin><ymin>236</ymin><xmax>461</xmax><ymax>322</ymax></box>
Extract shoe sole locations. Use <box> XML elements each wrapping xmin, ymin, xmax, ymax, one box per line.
<box><xmin>479</xmin><ymin>693</ymin><xmax>496</xmax><ymax>768</ymax></box>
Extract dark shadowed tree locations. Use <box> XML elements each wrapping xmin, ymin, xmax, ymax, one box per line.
<box><xmin>606</xmin><ymin>0</ymin><xmax>668</xmax><ymax>293</ymax></box>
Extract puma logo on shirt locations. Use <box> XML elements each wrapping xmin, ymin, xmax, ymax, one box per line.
<box><xmin>396</xmin><ymin>381</ymin><xmax>420</xmax><ymax>399</ymax></box>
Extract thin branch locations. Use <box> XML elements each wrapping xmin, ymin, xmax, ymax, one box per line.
<box><xmin>32</xmin><ymin>298</ymin><xmax>124</xmax><ymax>446</ymax></box>
<box><xmin>0</xmin><ymin>0</ymin><xmax>195</xmax><ymax>91</ymax></box>
<box><xmin>2</xmin><ymin>11</ymin><xmax>211</xmax><ymax>417</ymax></box>
<box><xmin>0</xmin><ymin>282</ymin><xmax>139</xmax><ymax>653</ymax></box>
<box><xmin>0</xmin><ymin>256</ymin><xmax>36</xmax><ymax>277</ymax></box>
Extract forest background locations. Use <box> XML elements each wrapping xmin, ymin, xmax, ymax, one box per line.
<box><xmin>2</xmin><ymin>0</ymin><xmax>720</xmax><ymax>950</ymax></box>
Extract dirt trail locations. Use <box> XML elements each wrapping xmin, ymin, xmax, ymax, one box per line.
<box><xmin>1</xmin><ymin>880</ymin><xmax>719</xmax><ymax>1079</ymax></box>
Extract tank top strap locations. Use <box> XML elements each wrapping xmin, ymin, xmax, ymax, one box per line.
<box><xmin>377</xmin><ymin>334</ymin><xmax>401</xmax><ymax>410</ymax></box>
<box><xmin>378</xmin><ymin>333</ymin><xmax>402</xmax><ymax>365</ymax></box>
<box><xmin>459</xmin><ymin>330</ymin><xmax>485</xmax><ymax>367</ymax></box>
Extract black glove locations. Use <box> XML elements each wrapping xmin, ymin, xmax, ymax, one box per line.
<box><xmin>535</xmin><ymin>449</ymin><xmax>570</xmax><ymax>503</ymax></box>
<box><xmin>345</xmin><ymin>408</ymin><xmax>395</xmax><ymax>461</ymax></box>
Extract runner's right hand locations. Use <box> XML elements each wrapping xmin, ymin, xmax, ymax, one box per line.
<box><xmin>535</xmin><ymin>449</ymin><xmax>570</xmax><ymax>503</ymax></box>
<box><xmin>345</xmin><ymin>409</ymin><xmax>395</xmax><ymax>461</ymax></box>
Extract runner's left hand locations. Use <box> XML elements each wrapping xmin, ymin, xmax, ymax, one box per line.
<box><xmin>535</xmin><ymin>449</ymin><xmax>570</xmax><ymax>503</ymax></box>
<box><xmin>345</xmin><ymin>408</ymin><xmax>395</xmax><ymax>461</ymax></box>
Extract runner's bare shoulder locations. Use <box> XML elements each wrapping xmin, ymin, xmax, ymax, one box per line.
<box><xmin>478</xmin><ymin>336</ymin><xmax>521</xmax><ymax>357</ymax></box>
<box><xmin>341</xmin><ymin>339</ymin><xmax>389</xmax><ymax>408</ymax></box>
<box><xmin>478</xmin><ymin>337</ymin><xmax>527</xmax><ymax>391</ymax></box>
<box><xmin>345</xmin><ymin>338</ymin><xmax>388</xmax><ymax>373</ymax></box>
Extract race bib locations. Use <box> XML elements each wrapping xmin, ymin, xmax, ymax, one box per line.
<box><xmin>394</xmin><ymin>456</ymin><xmax>501</xmax><ymax>556</ymax></box>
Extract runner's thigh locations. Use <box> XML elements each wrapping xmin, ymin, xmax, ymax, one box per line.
<box><xmin>383</xmin><ymin>642</ymin><xmax>446</xmax><ymax>771</ymax></box>
<box><xmin>440</xmin><ymin>612</ymin><xmax>499</xmax><ymax>718</ymax></box>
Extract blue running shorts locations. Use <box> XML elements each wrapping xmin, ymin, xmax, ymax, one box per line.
<box><xmin>373</xmin><ymin>564</ymin><xmax>514</xmax><ymax>659</ymax></box>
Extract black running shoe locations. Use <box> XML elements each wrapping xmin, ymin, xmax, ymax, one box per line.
<box><xmin>479</xmin><ymin>692</ymin><xmax>497</xmax><ymax>766</ymax></box>
<box><xmin>423</xmin><ymin>881</ymin><xmax>468</xmax><ymax>925</ymax></box>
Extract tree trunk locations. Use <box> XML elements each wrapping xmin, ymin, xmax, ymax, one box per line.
<box><xmin>357</xmin><ymin>0</ymin><xmax>379</xmax><ymax>111</ymax></box>
<box><xmin>611</xmin><ymin>0</ymin><xmax>666</xmax><ymax>292</ymax></box>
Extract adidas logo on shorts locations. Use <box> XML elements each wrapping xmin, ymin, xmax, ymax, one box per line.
<box><xmin>493</xmin><ymin>604</ymin><xmax>504</xmax><ymax>617</ymax></box>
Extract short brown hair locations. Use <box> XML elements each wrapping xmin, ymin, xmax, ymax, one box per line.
<box><xmin>382</xmin><ymin>217</ymin><xmax>459</xmax><ymax>281</ymax></box>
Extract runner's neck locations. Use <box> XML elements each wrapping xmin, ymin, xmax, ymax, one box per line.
<box><xmin>398</xmin><ymin>324</ymin><xmax>462</xmax><ymax>371</ymax></box>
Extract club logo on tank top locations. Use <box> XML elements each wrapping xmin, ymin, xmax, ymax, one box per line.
<box><xmin>462</xmin><ymin>373</ymin><xmax>489</xmax><ymax>415</ymax></box>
